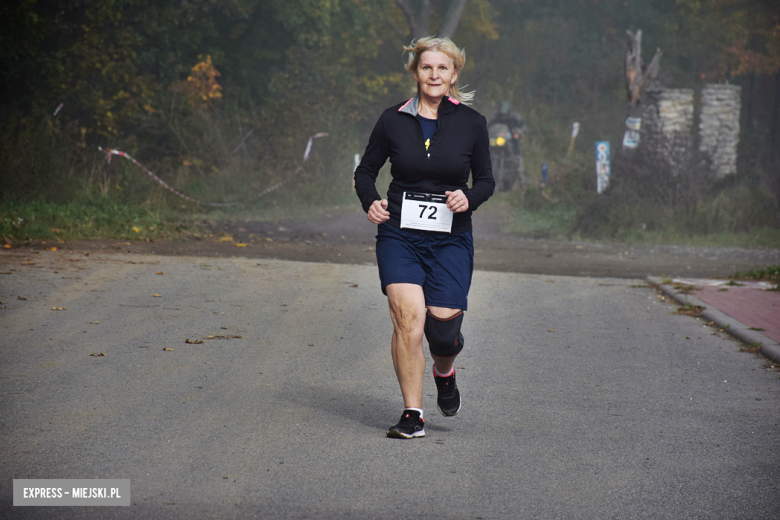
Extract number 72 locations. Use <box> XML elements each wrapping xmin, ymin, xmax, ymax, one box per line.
<box><xmin>418</xmin><ymin>204</ymin><xmax>438</xmax><ymax>220</ymax></box>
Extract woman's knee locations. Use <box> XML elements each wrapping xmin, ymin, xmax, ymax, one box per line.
<box><xmin>387</xmin><ymin>287</ymin><xmax>426</xmax><ymax>337</ymax></box>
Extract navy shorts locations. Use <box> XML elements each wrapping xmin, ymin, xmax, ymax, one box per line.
<box><xmin>375</xmin><ymin>223</ymin><xmax>474</xmax><ymax>310</ymax></box>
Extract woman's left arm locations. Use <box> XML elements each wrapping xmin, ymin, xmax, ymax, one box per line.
<box><xmin>464</xmin><ymin>115</ymin><xmax>495</xmax><ymax>211</ymax></box>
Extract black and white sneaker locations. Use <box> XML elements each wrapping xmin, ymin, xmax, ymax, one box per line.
<box><xmin>386</xmin><ymin>409</ymin><xmax>425</xmax><ymax>439</ymax></box>
<box><xmin>434</xmin><ymin>369</ymin><xmax>461</xmax><ymax>416</ymax></box>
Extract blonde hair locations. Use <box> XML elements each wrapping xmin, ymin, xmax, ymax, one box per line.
<box><xmin>403</xmin><ymin>36</ymin><xmax>474</xmax><ymax>104</ymax></box>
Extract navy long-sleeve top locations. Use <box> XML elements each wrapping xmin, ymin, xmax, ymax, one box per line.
<box><xmin>354</xmin><ymin>95</ymin><xmax>495</xmax><ymax>234</ymax></box>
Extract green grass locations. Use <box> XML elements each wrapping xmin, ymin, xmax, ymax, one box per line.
<box><xmin>493</xmin><ymin>186</ymin><xmax>780</xmax><ymax>248</ymax></box>
<box><xmin>0</xmin><ymin>196</ymin><xmax>188</xmax><ymax>242</ymax></box>
<box><xmin>729</xmin><ymin>265</ymin><xmax>780</xmax><ymax>290</ymax></box>
<box><xmin>593</xmin><ymin>227</ymin><xmax>780</xmax><ymax>249</ymax></box>
<box><xmin>502</xmin><ymin>202</ymin><xmax>576</xmax><ymax>238</ymax></box>
<box><xmin>730</xmin><ymin>265</ymin><xmax>780</xmax><ymax>282</ymax></box>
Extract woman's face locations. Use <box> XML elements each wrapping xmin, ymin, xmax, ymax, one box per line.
<box><xmin>413</xmin><ymin>50</ymin><xmax>458</xmax><ymax>102</ymax></box>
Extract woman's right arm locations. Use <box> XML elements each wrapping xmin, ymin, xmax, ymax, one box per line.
<box><xmin>354</xmin><ymin>114</ymin><xmax>390</xmax><ymax>213</ymax></box>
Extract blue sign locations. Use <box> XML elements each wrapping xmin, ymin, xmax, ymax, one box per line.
<box><xmin>595</xmin><ymin>141</ymin><xmax>610</xmax><ymax>194</ymax></box>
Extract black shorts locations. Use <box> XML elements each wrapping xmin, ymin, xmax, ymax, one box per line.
<box><xmin>375</xmin><ymin>223</ymin><xmax>474</xmax><ymax>310</ymax></box>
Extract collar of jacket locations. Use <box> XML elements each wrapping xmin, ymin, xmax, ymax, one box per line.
<box><xmin>398</xmin><ymin>94</ymin><xmax>460</xmax><ymax>117</ymax></box>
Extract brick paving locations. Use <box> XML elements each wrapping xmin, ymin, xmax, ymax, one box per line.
<box><xmin>673</xmin><ymin>278</ymin><xmax>780</xmax><ymax>343</ymax></box>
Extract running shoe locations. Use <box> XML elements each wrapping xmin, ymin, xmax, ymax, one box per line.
<box><xmin>386</xmin><ymin>409</ymin><xmax>425</xmax><ymax>439</ymax></box>
<box><xmin>434</xmin><ymin>368</ymin><xmax>461</xmax><ymax>416</ymax></box>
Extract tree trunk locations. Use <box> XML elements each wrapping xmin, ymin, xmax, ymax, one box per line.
<box><xmin>440</xmin><ymin>0</ymin><xmax>467</xmax><ymax>38</ymax></box>
<box><xmin>396</xmin><ymin>0</ymin><xmax>431</xmax><ymax>41</ymax></box>
<box><xmin>772</xmin><ymin>71</ymin><xmax>780</xmax><ymax>159</ymax></box>
<box><xmin>625</xmin><ymin>29</ymin><xmax>662</xmax><ymax>116</ymax></box>
<box><xmin>395</xmin><ymin>0</ymin><xmax>467</xmax><ymax>42</ymax></box>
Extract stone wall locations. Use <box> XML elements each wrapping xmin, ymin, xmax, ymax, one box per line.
<box><xmin>699</xmin><ymin>84</ymin><xmax>741</xmax><ymax>177</ymax></box>
<box><xmin>641</xmin><ymin>88</ymin><xmax>695</xmax><ymax>166</ymax></box>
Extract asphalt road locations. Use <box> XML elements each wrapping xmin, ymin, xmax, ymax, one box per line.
<box><xmin>1</xmin><ymin>250</ymin><xmax>779</xmax><ymax>519</ymax></box>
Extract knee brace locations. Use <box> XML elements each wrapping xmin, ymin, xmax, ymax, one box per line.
<box><xmin>424</xmin><ymin>310</ymin><xmax>464</xmax><ymax>357</ymax></box>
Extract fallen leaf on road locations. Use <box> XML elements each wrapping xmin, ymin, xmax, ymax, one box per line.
<box><xmin>87</xmin><ymin>321</ymin><xmax>100</xmax><ymax>324</ymax></box>
<box><xmin>205</xmin><ymin>335</ymin><xmax>243</xmax><ymax>339</ymax></box>
<box><xmin>89</xmin><ymin>353</ymin><xmax>106</xmax><ymax>357</ymax></box>
<box><xmin>349</xmin><ymin>284</ymin><xmax>358</xmax><ymax>288</ymax></box>
<box><xmin>51</xmin><ymin>307</ymin><xmax>67</xmax><ymax>311</ymax></box>
<box><xmin>676</xmin><ymin>304</ymin><xmax>704</xmax><ymax>317</ymax></box>
<box><xmin>152</xmin><ymin>294</ymin><xmax>162</xmax><ymax>297</ymax></box>
<box><xmin>155</xmin><ymin>271</ymin><xmax>165</xmax><ymax>275</ymax></box>
<box><xmin>185</xmin><ymin>339</ymin><xmax>204</xmax><ymax>344</ymax></box>
<box><xmin>219</xmin><ymin>236</ymin><xmax>234</xmax><ymax>242</ymax></box>
<box><xmin>163</xmin><ymin>347</ymin><xmax>175</xmax><ymax>351</ymax></box>
<box><xmin>235</xmin><ymin>243</ymin><xmax>247</xmax><ymax>247</ymax></box>
<box><xmin>0</xmin><ymin>271</ymin><xmax>11</xmax><ymax>274</ymax></box>
<box><xmin>18</xmin><ymin>296</ymin><xmax>27</xmax><ymax>300</ymax></box>
<box><xmin>547</xmin><ymin>329</ymin><xmax>555</xmax><ymax>332</ymax></box>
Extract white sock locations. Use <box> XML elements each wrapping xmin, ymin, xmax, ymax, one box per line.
<box><xmin>405</xmin><ymin>407</ymin><xmax>423</xmax><ymax>419</ymax></box>
<box><xmin>434</xmin><ymin>365</ymin><xmax>455</xmax><ymax>378</ymax></box>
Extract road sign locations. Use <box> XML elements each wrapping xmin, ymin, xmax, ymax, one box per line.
<box><xmin>596</xmin><ymin>141</ymin><xmax>610</xmax><ymax>194</ymax></box>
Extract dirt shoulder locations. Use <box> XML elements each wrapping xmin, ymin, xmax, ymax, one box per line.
<box><xmin>11</xmin><ymin>207</ymin><xmax>780</xmax><ymax>278</ymax></box>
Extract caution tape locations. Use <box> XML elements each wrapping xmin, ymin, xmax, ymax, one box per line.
<box><xmin>98</xmin><ymin>132</ymin><xmax>328</xmax><ymax>207</ymax></box>
<box><xmin>303</xmin><ymin>132</ymin><xmax>328</xmax><ymax>161</ymax></box>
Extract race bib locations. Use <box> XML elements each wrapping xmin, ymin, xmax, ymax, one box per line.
<box><xmin>400</xmin><ymin>191</ymin><xmax>453</xmax><ymax>233</ymax></box>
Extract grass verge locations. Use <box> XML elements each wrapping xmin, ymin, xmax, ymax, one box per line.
<box><xmin>0</xmin><ymin>196</ymin><xmax>192</xmax><ymax>242</ymax></box>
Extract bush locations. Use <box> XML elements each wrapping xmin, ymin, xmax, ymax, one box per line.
<box><xmin>570</xmin><ymin>138</ymin><xmax>780</xmax><ymax>242</ymax></box>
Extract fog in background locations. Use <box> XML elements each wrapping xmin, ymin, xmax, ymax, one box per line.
<box><xmin>1</xmin><ymin>0</ymin><xmax>778</xmax><ymax>243</ymax></box>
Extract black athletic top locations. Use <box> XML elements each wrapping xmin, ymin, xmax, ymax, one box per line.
<box><xmin>354</xmin><ymin>95</ymin><xmax>495</xmax><ymax>234</ymax></box>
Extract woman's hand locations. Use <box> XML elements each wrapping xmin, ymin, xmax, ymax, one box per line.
<box><xmin>367</xmin><ymin>199</ymin><xmax>390</xmax><ymax>224</ymax></box>
<box><xmin>445</xmin><ymin>190</ymin><xmax>469</xmax><ymax>213</ymax></box>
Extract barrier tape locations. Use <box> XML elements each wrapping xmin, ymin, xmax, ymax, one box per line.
<box><xmin>97</xmin><ymin>132</ymin><xmax>328</xmax><ymax>207</ymax></box>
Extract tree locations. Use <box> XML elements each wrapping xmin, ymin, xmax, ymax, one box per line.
<box><xmin>625</xmin><ymin>29</ymin><xmax>662</xmax><ymax>114</ymax></box>
<box><xmin>392</xmin><ymin>0</ymin><xmax>468</xmax><ymax>41</ymax></box>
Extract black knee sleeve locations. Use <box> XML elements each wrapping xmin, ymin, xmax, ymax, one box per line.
<box><xmin>424</xmin><ymin>310</ymin><xmax>464</xmax><ymax>357</ymax></box>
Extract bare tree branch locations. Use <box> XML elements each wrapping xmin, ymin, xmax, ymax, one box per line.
<box><xmin>625</xmin><ymin>29</ymin><xmax>663</xmax><ymax>115</ymax></box>
<box><xmin>625</xmin><ymin>30</ymin><xmax>642</xmax><ymax>108</ymax></box>
<box><xmin>396</xmin><ymin>0</ymin><xmax>431</xmax><ymax>40</ymax></box>
<box><xmin>640</xmin><ymin>48</ymin><xmax>663</xmax><ymax>93</ymax></box>
<box><xmin>439</xmin><ymin>0</ymin><xmax>467</xmax><ymax>38</ymax></box>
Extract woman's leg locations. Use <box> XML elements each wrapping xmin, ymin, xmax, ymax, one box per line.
<box><xmin>386</xmin><ymin>283</ymin><xmax>427</xmax><ymax>409</ymax></box>
<box><xmin>427</xmin><ymin>305</ymin><xmax>462</xmax><ymax>374</ymax></box>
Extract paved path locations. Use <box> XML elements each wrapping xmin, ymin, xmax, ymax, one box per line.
<box><xmin>1</xmin><ymin>251</ymin><xmax>779</xmax><ymax>519</ymax></box>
